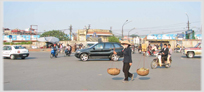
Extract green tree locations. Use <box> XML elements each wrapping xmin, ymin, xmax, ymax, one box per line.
<box><xmin>40</xmin><ymin>30</ymin><xmax>70</xmax><ymax>41</ymax></box>
<box><xmin>130</xmin><ymin>34</ymin><xmax>138</xmax><ymax>38</ymax></box>
<box><xmin>108</xmin><ymin>35</ymin><xmax>120</xmax><ymax>43</ymax></box>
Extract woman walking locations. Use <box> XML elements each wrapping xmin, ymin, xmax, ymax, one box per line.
<box><xmin>122</xmin><ymin>41</ymin><xmax>134</xmax><ymax>83</ymax></box>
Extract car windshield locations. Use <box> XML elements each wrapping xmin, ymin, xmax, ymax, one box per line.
<box><xmin>14</xmin><ymin>46</ymin><xmax>25</xmax><ymax>49</ymax></box>
<box><xmin>88</xmin><ymin>43</ymin><xmax>98</xmax><ymax>49</ymax></box>
<box><xmin>87</xmin><ymin>44</ymin><xmax>94</xmax><ymax>47</ymax></box>
<box><xmin>194</xmin><ymin>43</ymin><xmax>201</xmax><ymax>48</ymax></box>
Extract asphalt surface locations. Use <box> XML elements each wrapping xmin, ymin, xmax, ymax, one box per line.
<box><xmin>4</xmin><ymin>51</ymin><xmax>201</xmax><ymax>90</ymax></box>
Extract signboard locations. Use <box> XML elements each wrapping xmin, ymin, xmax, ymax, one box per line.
<box><xmin>195</xmin><ymin>34</ymin><xmax>202</xmax><ymax>39</ymax></box>
<box><xmin>157</xmin><ymin>34</ymin><xmax>163</xmax><ymax>39</ymax></box>
<box><xmin>12</xmin><ymin>35</ymin><xmax>17</xmax><ymax>40</ymax></box>
<box><xmin>3</xmin><ymin>35</ymin><xmax>40</xmax><ymax>41</ymax></box>
<box><xmin>147</xmin><ymin>34</ymin><xmax>177</xmax><ymax>40</ymax></box>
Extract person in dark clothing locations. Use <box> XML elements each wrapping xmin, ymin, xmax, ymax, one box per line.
<box><xmin>138</xmin><ymin>44</ymin><xmax>142</xmax><ymax>52</ymax></box>
<box><xmin>160</xmin><ymin>43</ymin><xmax>163</xmax><ymax>50</ymax></box>
<box><xmin>159</xmin><ymin>44</ymin><xmax>169</xmax><ymax>65</ymax></box>
<box><xmin>132</xmin><ymin>44</ymin><xmax>135</xmax><ymax>54</ymax></box>
<box><xmin>122</xmin><ymin>41</ymin><xmax>134</xmax><ymax>83</ymax></box>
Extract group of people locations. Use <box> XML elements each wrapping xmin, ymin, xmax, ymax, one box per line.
<box><xmin>51</xmin><ymin>43</ymin><xmax>72</xmax><ymax>56</ymax></box>
<box><xmin>121</xmin><ymin>42</ymin><xmax>173</xmax><ymax>83</ymax></box>
<box><xmin>159</xmin><ymin>43</ymin><xmax>172</xmax><ymax>66</ymax></box>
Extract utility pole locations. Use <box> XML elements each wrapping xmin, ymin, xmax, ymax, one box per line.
<box><xmin>69</xmin><ymin>25</ymin><xmax>72</xmax><ymax>41</ymax></box>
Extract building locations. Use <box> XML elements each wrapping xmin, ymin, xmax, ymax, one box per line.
<box><xmin>77</xmin><ymin>29</ymin><xmax>113</xmax><ymax>42</ymax></box>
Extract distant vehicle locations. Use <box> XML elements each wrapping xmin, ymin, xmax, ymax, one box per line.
<box><xmin>183</xmin><ymin>42</ymin><xmax>201</xmax><ymax>58</ymax></box>
<box><xmin>75</xmin><ymin>42</ymin><xmax>124</xmax><ymax>61</ymax></box>
<box><xmin>3</xmin><ymin>45</ymin><xmax>29</xmax><ymax>60</ymax></box>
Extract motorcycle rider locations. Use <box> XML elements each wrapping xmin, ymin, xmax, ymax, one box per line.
<box><xmin>138</xmin><ymin>44</ymin><xmax>142</xmax><ymax>52</ymax></box>
<box><xmin>152</xmin><ymin>44</ymin><xmax>157</xmax><ymax>54</ymax></box>
<box><xmin>159</xmin><ymin>44</ymin><xmax>169</xmax><ymax>67</ymax></box>
<box><xmin>65</xmin><ymin>44</ymin><xmax>72</xmax><ymax>55</ymax></box>
<box><xmin>167</xmin><ymin>44</ymin><xmax>172</xmax><ymax>64</ymax></box>
<box><xmin>52</xmin><ymin>44</ymin><xmax>58</xmax><ymax>56</ymax></box>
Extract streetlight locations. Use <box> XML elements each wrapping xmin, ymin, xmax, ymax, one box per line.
<box><xmin>122</xmin><ymin>20</ymin><xmax>132</xmax><ymax>40</ymax></box>
<box><xmin>185</xmin><ymin>12</ymin><xmax>190</xmax><ymax>30</ymax></box>
<box><xmin>128</xmin><ymin>28</ymin><xmax>136</xmax><ymax>41</ymax></box>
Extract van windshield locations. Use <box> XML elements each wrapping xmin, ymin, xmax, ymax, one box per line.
<box><xmin>194</xmin><ymin>43</ymin><xmax>200</xmax><ymax>48</ymax></box>
<box><xmin>14</xmin><ymin>46</ymin><xmax>25</xmax><ymax>49</ymax></box>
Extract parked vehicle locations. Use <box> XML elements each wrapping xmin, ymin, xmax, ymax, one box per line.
<box><xmin>151</xmin><ymin>53</ymin><xmax>172</xmax><ymax>69</ymax></box>
<box><xmin>75</xmin><ymin>42</ymin><xmax>124</xmax><ymax>61</ymax></box>
<box><xmin>183</xmin><ymin>42</ymin><xmax>201</xmax><ymax>58</ymax></box>
<box><xmin>3</xmin><ymin>45</ymin><xmax>29</xmax><ymax>60</ymax></box>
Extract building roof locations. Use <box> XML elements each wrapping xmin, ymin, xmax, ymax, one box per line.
<box><xmin>87</xmin><ymin>32</ymin><xmax>112</xmax><ymax>35</ymax></box>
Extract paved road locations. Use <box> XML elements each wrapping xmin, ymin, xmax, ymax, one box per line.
<box><xmin>4</xmin><ymin>51</ymin><xmax>201</xmax><ymax>90</ymax></box>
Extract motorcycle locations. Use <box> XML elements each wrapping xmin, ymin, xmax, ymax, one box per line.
<box><xmin>145</xmin><ymin>49</ymin><xmax>158</xmax><ymax>57</ymax></box>
<box><xmin>174</xmin><ymin>47</ymin><xmax>181</xmax><ymax>53</ymax></box>
<box><xmin>138</xmin><ymin>49</ymin><xmax>142</xmax><ymax>54</ymax></box>
<box><xmin>151</xmin><ymin>53</ymin><xmax>172</xmax><ymax>69</ymax></box>
<box><xmin>50</xmin><ymin>48</ymin><xmax>58</xmax><ymax>58</ymax></box>
<box><xmin>64</xmin><ymin>49</ymin><xmax>71</xmax><ymax>56</ymax></box>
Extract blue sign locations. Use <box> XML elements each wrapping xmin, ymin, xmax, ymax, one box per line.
<box><xmin>9</xmin><ymin>35</ymin><xmax>12</xmax><ymax>39</ymax></box>
<box><xmin>25</xmin><ymin>35</ymin><xmax>30</xmax><ymax>40</ymax></box>
<box><xmin>12</xmin><ymin>35</ymin><xmax>17</xmax><ymax>40</ymax></box>
<box><xmin>157</xmin><ymin>34</ymin><xmax>163</xmax><ymax>39</ymax></box>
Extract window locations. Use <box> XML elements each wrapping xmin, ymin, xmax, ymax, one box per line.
<box><xmin>114</xmin><ymin>43</ymin><xmax>122</xmax><ymax>48</ymax></box>
<box><xmin>3</xmin><ymin>46</ymin><xmax>7</xmax><ymax>50</ymax></box>
<box><xmin>198</xmin><ymin>43</ymin><xmax>201</xmax><ymax>48</ymax></box>
<box><xmin>7</xmin><ymin>46</ymin><xmax>12</xmax><ymax>50</ymax></box>
<box><xmin>105</xmin><ymin>43</ymin><xmax>114</xmax><ymax>49</ymax></box>
<box><xmin>94</xmin><ymin>43</ymin><xmax>104</xmax><ymax>49</ymax></box>
<box><xmin>14</xmin><ymin>46</ymin><xmax>24</xmax><ymax>49</ymax></box>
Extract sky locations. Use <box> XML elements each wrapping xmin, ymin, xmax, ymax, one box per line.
<box><xmin>3</xmin><ymin>1</ymin><xmax>202</xmax><ymax>36</ymax></box>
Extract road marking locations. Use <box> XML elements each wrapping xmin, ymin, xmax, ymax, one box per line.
<box><xmin>98</xmin><ymin>74</ymin><xmax>102</xmax><ymax>76</ymax></box>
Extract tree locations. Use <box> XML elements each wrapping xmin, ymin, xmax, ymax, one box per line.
<box><xmin>108</xmin><ymin>35</ymin><xmax>120</xmax><ymax>43</ymax></box>
<box><xmin>130</xmin><ymin>34</ymin><xmax>138</xmax><ymax>38</ymax></box>
<box><xmin>40</xmin><ymin>30</ymin><xmax>70</xmax><ymax>41</ymax></box>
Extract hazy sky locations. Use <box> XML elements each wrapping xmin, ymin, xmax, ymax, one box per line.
<box><xmin>3</xmin><ymin>1</ymin><xmax>201</xmax><ymax>36</ymax></box>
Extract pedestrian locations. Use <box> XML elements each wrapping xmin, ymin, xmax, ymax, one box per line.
<box><xmin>132</xmin><ymin>44</ymin><xmax>135</xmax><ymax>54</ymax></box>
<box><xmin>167</xmin><ymin>44</ymin><xmax>172</xmax><ymax>64</ymax></box>
<box><xmin>74</xmin><ymin>43</ymin><xmax>77</xmax><ymax>52</ymax></box>
<box><xmin>160</xmin><ymin>42</ymin><xmax>163</xmax><ymax>50</ymax></box>
<box><xmin>122</xmin><ymin>41</ymin><xmax>134</xmax><ymax>83</ymax></box>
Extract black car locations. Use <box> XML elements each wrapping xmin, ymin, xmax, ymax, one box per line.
<box><xmin>75</xmin><ymin>42</ymin><xmax>124</xmax><ymax>61</ymax></box>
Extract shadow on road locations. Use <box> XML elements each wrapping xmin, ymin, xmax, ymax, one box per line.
<box><xmin>78</xmin><ymin>58</ymin><xmax>123</xmax><ymax>62</ymax></box>
<box><xmin>3</xmin><ymin>57</ymin><xmax>37</xmax><ymax>60</ymax></box>
<box><xmin>181</xmin><ymin>56</ymin><xmax>201</xmax><ymax>58</ymax></box>
<box><xmin>138</xmin><ymin>77</ymin><xmax>150</xmax><ymax>80</ymax></box>
<box><xmin>112</xmin><ymin>77</ymin><xmax>123</xmax><ymax>80</ymax></box>
<box><xmin>112</xmin><ymin>72</ymin><xmax>138</xmax><ymax>81</ymax></box>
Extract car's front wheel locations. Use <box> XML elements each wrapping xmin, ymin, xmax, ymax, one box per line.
<box><xmin>80</xmin><ymin>53</ymin><xmax>89</xmax><ymax>61</ymax></box>
<box><xmin>187</xmin><ymin>52</ymin><xmax>194</xmax><ymax>58</ymax></box>
<box><xmin>10</xmin><ymin>55</ymin><xmax>15</xmax><ymax>60</ymax></box>
<box><xmin>21</xmin><ymin>57</ymin><xmax>25</xmax><ymax>59</ymax></box>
